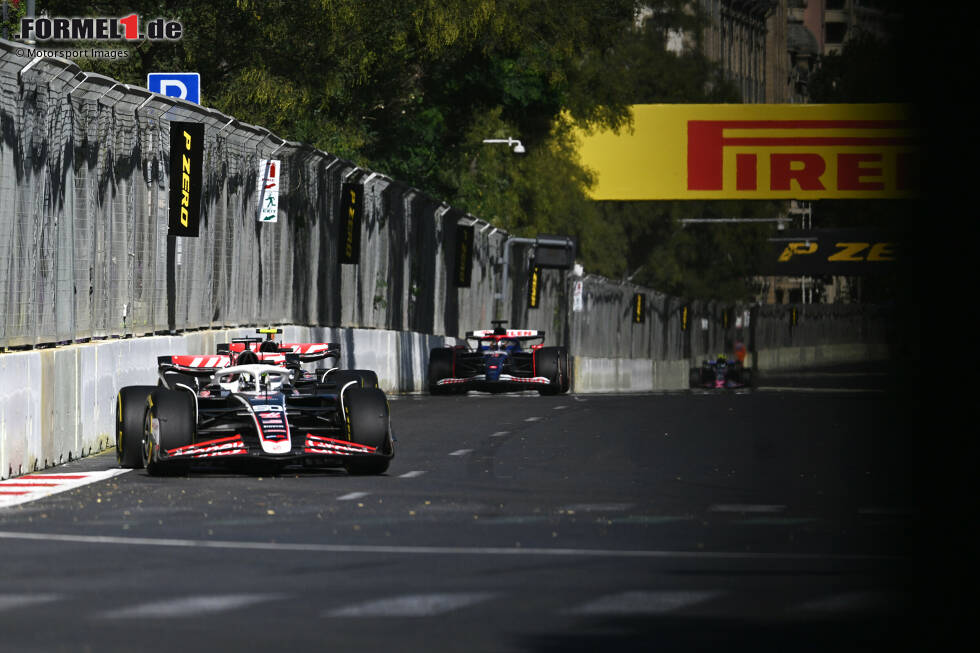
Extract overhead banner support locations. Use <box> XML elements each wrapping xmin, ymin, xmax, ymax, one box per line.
<box><xmin>167</xmin><ymin>121</ymin><xmax>203</xmax><ymax>237</ymax></box>
<box><xmin>339</xmin><ymin>181</ymin><xmax>363</xmax><ymax>264</ymax></box>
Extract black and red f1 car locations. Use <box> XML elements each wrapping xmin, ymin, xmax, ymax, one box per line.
<box><xmin>427</xmin><ymin>321</ymin><xmax>570</xmax><ymax>395</ymax></box>
<box><xmin>115</xmin><ymin>330</ymin><xmax>392</xmax><ymax>476</ymax></box>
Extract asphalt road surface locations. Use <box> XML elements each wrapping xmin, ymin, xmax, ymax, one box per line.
<box><xmin>1</xmin><ymin>367</ymin><xmax>927</xmax><ymax>652</ymax></box>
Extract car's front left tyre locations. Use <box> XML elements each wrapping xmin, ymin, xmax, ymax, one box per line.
<box><xmin>116</xmin><ymin>385</ymin><xmax>157</xmax><ymax>468</ymax></box>
<box><xmin>534</xmin><ymin>347</ymin><xmax>569</xmax><ymax>395</ymax></box>
<box><xmin>343</xmin><ymin>387</ymin><xmax>391</xmax><ymax>475</ymax></box>
<box><xmin>142</xmin><ymin>389</ymin><xmax>195</xmax><ymax>476</ymax></box>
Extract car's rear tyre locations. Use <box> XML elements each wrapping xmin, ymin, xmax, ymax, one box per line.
<box><xmin>558</xmin><ymin>349</ymin><xmax>571</xmax><ymax>393</ymax></box>
<box><xmin>535</xmin><ymin>347</ymin><xmax>568</xmax><ymax>395</ymax></box>
<box><xmin>116</xmin><ymin>385</ymin><xmax>156</xmax><ymax>468</ymax></box>
<box><xmin>428</xmin><ymin>348</ymin><xmax>455</xmax><ymax>395</ymax></box>
<box><xmin>343</xmin><ymin>387</ymin><xmax>391</xmax><ymax>475</ymax></box>
<box><xmin>160</xmin><ymin>371</ymin><xmax>199</xmax><ymax>392</ymax></box>
<box><xmin>347</xmin><ymin>369</ymin><xmax>380</xmax><ymax>388</ymax></box>
<box><xmin>321</xmin><ymin>369</ymin><xmax>379</xmax><ymax>393</ymax></box>
<box><xmin>143</xmin><ymin>389</ymin><xmax>195</xmax><ymax>477</ymax></box>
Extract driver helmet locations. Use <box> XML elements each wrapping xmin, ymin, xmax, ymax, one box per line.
<box><xmin>236</xmin><ymin>350</ymin><xmax>260</xmax><ymax>366</ymax></box>
<box><xmin>259</xmin><ymin>340</ymin><xmax>280</xmax><ymax>353</ymax></box>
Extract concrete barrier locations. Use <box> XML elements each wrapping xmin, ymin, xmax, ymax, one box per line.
<box><xmin>753</xmin><ymin>343</ymin><xmax>890</xmax><ymax>371</ymax></box>
<box><xmin>571</xmin><ymin>357</ymin><xmax>689</xmax><ymax>393</ymax></box>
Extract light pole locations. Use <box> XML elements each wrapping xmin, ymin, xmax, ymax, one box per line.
<box><xmin>481</xmin><ymin>137</ymin><xmax>525</xmax><ymax>154</ymax></box>
<box><xmin>481</xmin><ymin>136</ymin><xmax>526</xmax><ymax>319</ymax></box>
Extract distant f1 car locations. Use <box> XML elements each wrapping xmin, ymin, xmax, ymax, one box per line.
<box><xmin>427</xmin><ymin>321</ymin><xmax>570</xmax><ymax>395</ymax></box>
<box><xmin>690</xmin><ymin>355</ymin><xmax>753</xmax><ymax>389</ymax></box>
<box><xmin>115</xmin><ymin>330</ymin><xmax>392</xmax><ymax>476</ymax></box>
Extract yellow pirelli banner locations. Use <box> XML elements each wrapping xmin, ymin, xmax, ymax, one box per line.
<box><xmin>575</xmin><ymin>104</ymin><xmax>919</xmax><ymax>200</ymax></box>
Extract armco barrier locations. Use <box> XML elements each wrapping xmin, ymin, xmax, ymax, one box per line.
<box><xmin>571</xmin><ymin>357</ymin><xmax>691</xmax><ymax>394</ymax></box>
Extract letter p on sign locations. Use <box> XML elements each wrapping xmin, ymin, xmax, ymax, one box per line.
<box><xmin>148</xmin><ymin>73</ymin><xmax>201</xmax><ymax>104</ymax></box>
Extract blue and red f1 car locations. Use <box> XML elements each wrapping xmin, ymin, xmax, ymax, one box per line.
<box><xmin>427</xmin><ymin>321</ymin><xmax>570</xmax><ymax>395</ymax></box>
<box><xmin>690</xmin><ymin>354</ymin><xmax>753</xmax><ymax>389</ymax></box>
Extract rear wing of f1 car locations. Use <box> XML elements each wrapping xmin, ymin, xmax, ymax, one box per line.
<box><xmin>157</xmin><ymin>352</ymin><xmax>298</xmax><ymax>376</ymax></box>
<box><xmin>464</xmin><ymin>329</ymin><xmax>546</xmax><ymax>350</ymax></box>
<box><xmin>465</xmin><ymin>329</ymin><xmax>545</xmax><ymax>341</ymax></box>
<box><xmin>215</xmin><ymin>329</ymin><xmax>341</xmax><ymax>363</ymax></box>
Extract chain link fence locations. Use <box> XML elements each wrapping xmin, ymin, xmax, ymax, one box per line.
<box><xmin>0</xmin><ymin>41</ymin><xmax>892</xmax><ymax>363</ymax></box>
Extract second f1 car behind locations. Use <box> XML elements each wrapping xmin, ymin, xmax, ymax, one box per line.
<box><xmin>427</xmin><ymin>322</ymin><xmax>570</xmax><ymax>395</ymax></box>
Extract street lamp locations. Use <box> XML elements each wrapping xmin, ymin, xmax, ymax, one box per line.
<box><xmin>482</xmin><ymin>137</ymin><xmax>525</xmax><ymax>154</ymax></box>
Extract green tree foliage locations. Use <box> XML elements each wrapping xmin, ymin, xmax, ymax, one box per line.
<box><xmin>594</xmin><ymin>200</ymin><xmax>780</xmax><ymax>301</ymax></box>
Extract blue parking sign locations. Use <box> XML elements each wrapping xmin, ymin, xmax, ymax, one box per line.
<box><xmin>148</xmin><ymin>73</ymin><xmax>200</xmax><ymax>104</ymax></box>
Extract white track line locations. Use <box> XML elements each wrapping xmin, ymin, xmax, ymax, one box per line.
<box><xmin>566</xmin><ymin>590</ymin><xmax>723</xmax><ymax>615</ymax></box>
<box><xmin>449</xmin><ymin>449</ymin><xmax>473</xmax><ymax>456</ymax></box>
<box><xmin>102</xmin><ymin>594</ymin><xmax>285</xmax><ymax>619</ymax></box>
<box><xmin>489</xmin><ymin>431</ymin><xmax>510</xmax><ymax>437</ymax></box>
<box><xmin>754</xmin><ymin>386</ymin><xmax>884</xmax><ymax>394</ymax></box>
<box><xmin>0</xmin><ymin>531</ymin><xmax>903</xmax><ymax>561</ymax></box>
<box><xmin>710</xmin><ymin>504</ymin><xmax>786</xmax><ymax>513</ymax></box>
<box><xmin>791</xmin><ymin>591</ymin><xmax>896</xmax><ymax>614</ymax></box>
<box><xmin>337</xmin><ymin>492</ymin><xmax>370</xmax><ymax>501</ymax></box>
<box><xmin>398</xmin><ymin>471</ymin><xmax>427</xmax><ymax>478</ymax></box>
<box><xmin>0</xmin><ymin>594</ymin><xmax>63</xmax><ymax>612</ymax></box>
<box><xmin>561</xmin><ymin>503</ymin><xmax>633</xmax><ymax>512</ymax></box>
<box><xmin>324</xmin><ymin>592</ymin><xmax>495</xmax><ymax>617</ymax></box>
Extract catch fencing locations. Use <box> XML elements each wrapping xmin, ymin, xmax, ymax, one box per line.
<box><xmin>0</xmin><ymin>40</ymin><xmax>891</xmax><ymax>363</ymax></box>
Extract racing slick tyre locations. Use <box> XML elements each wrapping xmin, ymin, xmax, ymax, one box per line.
<box><xmin>116</xmin><ymin>385</ymin><xmax>157</xmax><ymax>468</ymax></box>
<box><xmin>159</xmin><ymin>370</ymin><xmax>199</xmax><ymax>392</ymax></box>
<box><xmin>142</xmin><ymin>389</ymin><xmax>195</xmax><ymax>477</ymax></box>
<box><xmin>534</xmin><ymin>347</ymin><xmax>568</xmax><ymax>395</ymax></box>
<box><xmin>320</xmin><ymin>369</ymin><xmax>379</xmax><ymax>393</ymax></box>
<box><xmin>345</xmin><ymin>369</ymin><xmax>380</xmax><ymax>389</ymax></box>
<box><xmin>427</xmin><ymin>348</ymin><xmax>456</xmax><ymax>395</ymax></box>
<box><xmin>558</xmin><ymin>348</ymin><xmax>571</xmax><ymax>394</ymax></box>
<box><xmin>343</xmin><ymin>387</ymin><xmax>391</xmax><ymax>475</ymax></box>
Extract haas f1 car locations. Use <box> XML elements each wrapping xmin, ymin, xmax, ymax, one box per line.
<box><xmin>428</xmin><ymin>322</ymin><xmax>570</xmax><ymax>395</ymax></box>
<box><xmin>690</xmin><ymin>354</ymin><xmax>753</xmax><ymax>389</ymax></box>
<box><xmin>115</xmin><ymin>330</ymin><xmax>393</xmax><ymax>476</ymax></box>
